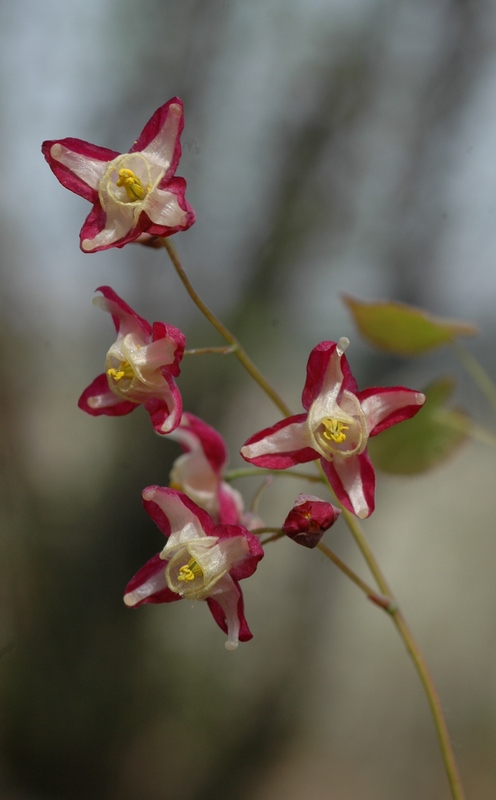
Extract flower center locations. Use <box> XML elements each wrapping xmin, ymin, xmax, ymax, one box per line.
<box><xmin>321</xmin><ymin>417</ymin><xmax>348</xmax><ymax>444</ymax></box>
<box><xmin>107</xmin><ymin>360</ymin><xmax>134</xmax><ymax>382</ymax></box>
<box><xmin>177</xmin><ymin>558</ymin><xmax>204</xmax><ymax>583</ymax></box>
<box><xmin>116</xmin><ymin>168</ymin><xmax>148</xmax><ymax>201</ymax></box>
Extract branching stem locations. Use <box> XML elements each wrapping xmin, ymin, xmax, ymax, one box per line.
<box><xmin>161</xmin><ymin>237</ymin><xmax>292</xmax><ymax>417</ymax></box>
<box><xmin>162</xmin><ymin>235</ymin><xmax>466</xmax><ymax>800</ymax></box>
<box><xmin>338</xmin><ymin>508</ymin><xmax>466</xmax><ymax>800</ymax></box>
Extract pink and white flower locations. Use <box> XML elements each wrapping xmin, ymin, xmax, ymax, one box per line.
<box><xmin>123</xmin><ymin>487</ymin><xmax>264</xmax><ymax>650</ymax></box>
<box><xmin>241</xmin><ymin>337</ymin><xmax>425</xmax><ymax>519</ymax></box>
<box><xmin>42</xmin><ymin>97</ymin><xmax>195</xmax><ymax>252</ymax></box>
<box><xmin>282</xmin><ymin>494</ymin><xmax>341</xmax><ymax>548</ymax></box>
<box><xmin>168</xmin><ymin>413</ymin><xmax>246</xmax><ymax>525</ymax></box>
<box><xmin>78</xmin><ymin>286</ymin><xmax>185</xmax><ymax>435</ymax></box>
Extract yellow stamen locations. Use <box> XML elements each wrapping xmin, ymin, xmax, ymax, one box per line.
<box><xmin>322</xmin><ymin>418</ymin><xmax>348</xmax><ymax>444</ymax></box>
<box><xmin>116</xmin><ymin>168</ymin><xmax>147</xmax><ymax>201</ymax></box>
<box><xmin>107</xmin><ymin>360</ymin><xmax>134</xmax><ymax>382</ymax></box>
<box><xmin>177</xmin><ymin>558</ymin><xmax>203</xmax><ymax>583</ymax></box>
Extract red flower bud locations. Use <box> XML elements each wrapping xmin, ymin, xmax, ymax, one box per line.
<box><xmin>282</xmin><ymin>494</ymin><xmax>341</xmax><ymax>548</ymax></box>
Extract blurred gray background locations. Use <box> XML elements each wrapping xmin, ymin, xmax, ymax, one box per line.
<box><xmin>1</xmin><ymin>0</ymin><xmax>496</xmax><ymax>798</ymax></box>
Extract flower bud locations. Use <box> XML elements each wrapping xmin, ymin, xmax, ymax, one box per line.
<box><xmin>282</xmin><ymin>494</ymin><xmax>341</xmax><ymax>548</ymax></box>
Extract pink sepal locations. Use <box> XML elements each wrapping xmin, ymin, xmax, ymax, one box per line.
<box><xmin>96</xmin><ymin>285</ymin><xmax>152</xmax><ymax>338</ymax></box>
<box><xmin>356</xmin><ymin>386</ymin><xmax>426</xmax><ymax>436</ymax></box>
<box><xmin>80</xmin><ymin>203</ymin><xmax>109</xmax><ymax>250</ymax></box>
<box><xmin>302</xmin><ymin>341</ymin><xmax>358</xmax><ymax>410</ymax></box>
<box><xmin>169</xmin><ymin>413</ymin><xmax>249</xmax><ymax>525</ymax></box>
<box><xmin>77</xmin><ymin>373</ymin><xmax>138</xmax><ymax>417</ymax></box>
<box><xmin>217</xmin><ymin>485</ymin><xmax>243</xmax><ymax>525</ymax></box>
<box><xmin>241</xmin><ymin>414</ymin><xmax>316</xmax><ymax>468</ymax></box>
<box><xmin>147</xmin><ymin>176</ymin><xmax>196</xmax><ymax>232</ymax></box>
<box><xmin>322</xmin><ymin>451</ymin><xmax>376</xmax><ymax>518</ymax></box>
<box><xmin>177</xmin><ymin>412</ymin><xmax>228</xmax><ymax>475</ymax></box>
<box><xmin>142</xmin><ymin>493</ymin><xmax>172</xmax><ymax>539</ymax></box>
<box><xmin>131</xmin><ymin>97</ymin><xmax>184</xmax><ymax>177</ymax></box>
<box><xmin>143</xmin><ymin>486</ymin><xmax>218</xmax><ymax>537</ymax></box>
<box><xmin>152</xmin><ymin>321</ymin><xmax>186</xmax><ymax>377</ymax></box>
<box><xmin>81</xmin><ymin>198</ymin><xmax>195</xmax><ymax>253</ymax></box>
<box><xmin>80</xmin><ymin>210</ymin><xmax>146</xmax><ymax>253</ymax></box>
<box><xmin>124</xmin><ymin>553</ymin><xmax>180</xmax><ymax>605</ymax></box>
<box><xmin>41</xmin><ymin>138</ymin><xmax>118</xmax><ymax>202</ymax></box>
<box><xmin>207</xmin><ymin>579</ymin><xmax>253</xmax><ymax>643</ymax></box>
<box><xmin>144</xmin><ymin>382</ymin><xmax>183</xmax><ymax>435</ymax></box>
<box><xmin>214</xmin><ymin>524</ymin><xmax>264</xmax><ymax>581</ymax></box>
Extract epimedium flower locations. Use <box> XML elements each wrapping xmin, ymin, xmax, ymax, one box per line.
<box><xmin>78</xmin><ymin>286</ymin><xmax>185</xmax><ymax>434</ymax></box>
<box><xmin>282</xmin><ymin>494</ymin><xmax>341</xmax><ymax>548</ymax></box>
<box><xmin>168</xmin><ymin>412</ymin><xmax>246</xmax><ymax>525</ymax></box>
<box><xmin>123</xmin><ymin>487</ymin><xmax>264</xmax><ymax>650</ymax></box>
<box><xmin>241</xmin><ymin>337</ymin><xmax>426</xmax><ymax>519</ymax></box>
<box><xmin>42</xmin><ymin>97</ymin><xmax>195</xmax><ymax>253</ymax></box>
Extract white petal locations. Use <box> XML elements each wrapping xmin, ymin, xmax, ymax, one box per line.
<box><xmin>81</xmin><ymin>204</ymin><xmax>136</xmax><ymax>251</ymax></box>
<box><xmin>50</xmin><ymin>143</ymin><xmax>107</xmax><ymax>190</ymax></box>
<box><xmin>170</xmin><ymin>451</ymin><xmax>219</xmax><ymax>516</ymax></box>
<box><xmin>145</xmin><ymin>187</ymin><xmax>187</xmax><ymax>228</ymax></box>
<box><xmin>132</xmin><ymin>337</ymin><xmax>178</xmax><ymax>371</ymax></box>
<box><xmin>360</xmin><ymin>389</ymin><xmax>426</xmax><ymax>434</ymax></box>
<box><xmin>123</xmin><ymin>568</ymin><xmax>167</xmax><ymax>607</ymax></box>
<box><xmin>208</xmin><ymin>574</ymin><xmax>241</xmax><ymax>651</ymax></box>
<box><xmin>310</xmin><ymin>348</ymin><xmax>344</xmax><ymax>421</ymax></box>
<box><xmin>241</xmin><ymin>419</ymin><xmax>312</xmax><ymax>460</ymax></box>
<box><xmin>331</xmin><ymin>456</ymin><xmax>370</xmax><ymax>519</ymax></box>
<box><xmin>141</xmin><ymin>102</ymin><xmax>182</xmax><ymax>171</ymax></box>
<box><xmin>143</xmin><ymin>488</ymin><xmax>206</xmax><ymax>544</ymax></box>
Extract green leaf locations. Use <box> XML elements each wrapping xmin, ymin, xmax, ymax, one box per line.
<box><xmin>367</xmin><ymin>377</ymin><xmax>470</xmax><ymax>474</ymax></box>
<box><xmin>343</xmin><ymin>296</ymin><xmax>478</xmax><ymax>356</ymax></box>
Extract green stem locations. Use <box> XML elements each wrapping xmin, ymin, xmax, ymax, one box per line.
<box><xmin>161</xmin><ymin>237</ymin><xmax>292</xmax><ymax>417</ymax></box>
<box><xmin>252</xmin><ymin>527</ymin><xmax>283</xmax><ymax>536</ymax></box>
<box><xmin>161</xmin><ymin>236</ymin><xmax>465</xmax><ymax>799</ymax></box>
<box><xmin>225</xmin><ymin>467</ymin><xmax>325</xmax><ymax>483</ymax></box>
<box><xmin>253</xmin><ymin>528</ymin><xmax>381</xmax><ymax>598</ymax></box>
<box><xmin>261</xmin><ymin>532</ymin><xmax>285</xmax><ymax>544</ymax></box>
<box><xmin>317</xmin><ymin>541</ymin><xmax>380</xmax><ymax>598</ymax></box>
<box><xmin>452</xmin><ymin>340</ymin><xmax>496</xmax><ymax>414</ymax></box>
<box><xmin>344</xmin><ymin>511</ymin><xmax>466</xmax><ymax>800</ymax></box>
<box><xmin>185</xmin><ymin>345</ymin><xmax>237</xmax><ymax>356</ymax></box>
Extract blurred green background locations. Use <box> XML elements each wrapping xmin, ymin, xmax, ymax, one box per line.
<box><xmin>1</xmin><ymin>0</ymin><xmax>496</xmax><ymax>798</ymax></box>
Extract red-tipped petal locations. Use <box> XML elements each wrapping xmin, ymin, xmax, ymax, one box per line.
<box><xmin>124</xmin><ymin>553</ymin><xmax>179</xmax><ymax>607</ymax></box>
<box><xmin>302</xmin><ymin>340</ymin><xmax>358</xmax><ymax>411</ymax></box>
<box><xmin>357</xmin><ymin>386</ymin><xmax>426</xmax><ymax>436</ymax></box>
<box><xmin>94</xmin><ymin>285</ymin><xmax>153</xmax><ymax>338</ymax></box>
<box><xmin>241</xmin><ymin>414</ymin><xmax>316</xmax><ymax>469</ymax></box>
<box><xmin>78</xmin><ymin>373</ymin><xmax>138</xmax><ymax>417</ymax></box>
<box><xmin>42</xmin><ymin>137</ymin><xmax>117</xmax><ymax>202</ymax></box>
<box><xmin>206</xmin><ymin>576</ymin><xmax>253</xmax><ymax>647</ymax></box>
<box><xmin>322</xmin><ymin>451</ymin><xmax>376</xmax><ymax>519</ymax></box>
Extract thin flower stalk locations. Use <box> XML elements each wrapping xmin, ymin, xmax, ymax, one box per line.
<box><xmin>317</xmin><ymin>541</ymin><xmax>378</xmax><ymax>597</ymax></box>
<box><xmin>185</xmin><ymin>345</ymin><xmax>237</xmax><ymax>356</ymax></box>
<box><xmin>225</xmin><ymin>467</ymin><xmax>325</xmax><ymax>483</ymax></box>
<box><xmin>161</xmin><ymin>237</ymin><xmax>292</xmax><ymax>417</ymax></box>
<box><xmin>340</xmin><ymin>506</ymin><xmax>466</xmax><ymax>800</ymax></box>
<box><xmin>162</xmin><ymin>235</ymin><xmax>465</xmax><ymax>800</ymax></box>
